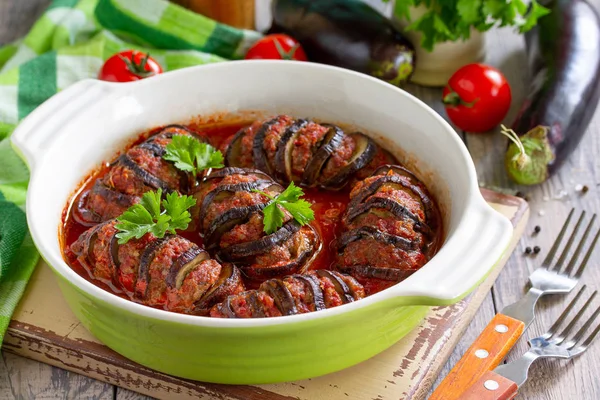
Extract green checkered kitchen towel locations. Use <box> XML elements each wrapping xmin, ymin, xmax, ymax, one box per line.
<box><xmin>0</xmin><ymin>0</ymin><xmax>261</xmax><ymax>344</ymax></box>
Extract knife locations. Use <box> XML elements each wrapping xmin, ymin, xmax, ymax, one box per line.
<box><xmin>428</xmin><ymin>306</ymin><xmax>527</xmax><ymax>400</ymax></box>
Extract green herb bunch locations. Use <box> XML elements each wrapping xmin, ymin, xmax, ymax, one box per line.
<box><xmin>386</xmin><ymin>0</ymin><xmax>549</xmax><ymax>51</ymax></box>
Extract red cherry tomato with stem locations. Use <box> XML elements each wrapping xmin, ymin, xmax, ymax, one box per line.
<box><xmin>442</xmin><ymin>63</ymin><xmax>512</xmax><ymax>133</ymax></box>
<box><xmin>98</xmin><ymin>50</ymin><xmax>163</xmax><ymax>82</ymax></box>
<box><xmin>245</xmin><ymin>34</ymin><xmax>308</xmax><ymax>61</ymax></box>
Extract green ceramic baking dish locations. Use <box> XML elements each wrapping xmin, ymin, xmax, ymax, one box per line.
<box><xmin>11</xmin><ymin>61</ymin><xmax>512</xmax><ymax>384</ymax></box>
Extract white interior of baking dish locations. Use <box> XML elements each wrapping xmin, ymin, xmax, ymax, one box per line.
<box><xmin>11</xmin><ymin>61</ymin><xmax>512</xmax><ymax>327</ymax></box>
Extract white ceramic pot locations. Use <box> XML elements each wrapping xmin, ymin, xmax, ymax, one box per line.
<box><xmin>397</xmin><ymin>6</ymin><xmax>486</xmax><ymax>87</ymax></box>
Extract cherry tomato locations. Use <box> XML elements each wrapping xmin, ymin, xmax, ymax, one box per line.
<box><xmin>98</xmin><ymin>50</ymin><xmax>163</xmax><ymax>82</ymax></box>
<box><xmin>442</xmin><ymin>63</ymin><xmax>512</xmax><ymax>133</ymax></box>
<box><xmin>245</xmin><ymin>34</ymin><xmax>308</xmax><ymax>61</ymax></box>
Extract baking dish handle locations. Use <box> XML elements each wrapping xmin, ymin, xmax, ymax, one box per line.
<box><xmin>10</xmin><ymin>79</ymin><xmax>116</xmax><ymax>170</ymax></box>
<box><xmin>382</xmin><ymin>196</ymin><xmax>514</xmax><ymax>305</ymax></box>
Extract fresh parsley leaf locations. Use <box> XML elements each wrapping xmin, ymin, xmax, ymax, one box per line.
<box><xmin>519</xmin><ymin>1</ymin><xmax>550</xmax><ymax>33</ymax></box>
<box><xmin>195</xmin><ymin>140</ymin><xmax>224</xmax><ymax>172</ymax></box>
<box><xmin>163</xmin><ymin>135</ymin><xmax>224</xmax><ymax>177</ymax></box>
<box><xmin>279</xmin><ymin>199</ymin><xmax>315</xmax><ymax>226</ymax></box>
<box><xmin>457</xmin><ymin>0</ymin><xmax>481</xmax><ymax>25</ymax></box>
<box><xmin>397</xmin><ymin>0</ymin><xmax>548</xmax><ymax>51</ymax></box>
<box><xmin>262</xmin><ymin>202</ymin><xmax>286</xmax><ymax>234</ymax></box>
<box><xmin>161</xmin><ymin>191</ymin><xmax>196</xmax><ymax>233</ymax></box>
<box><xmin>276</xmin><ymin>181</ymin><xmax>303</xmax><ymax>203</ymax></box>
<box><xmin>114</xmin><ymin>188</ymin><xmax>196</xmax><ymax>244</ymax></box>
<box><xmin>253</xmin><ymin>182</ymin><xmax>315</xmax><ymax>234</ymax></box>
<box><xmin>139</xmin><ymin>188</ymin><xmax>163</xmax><ymax>220</ymax></box>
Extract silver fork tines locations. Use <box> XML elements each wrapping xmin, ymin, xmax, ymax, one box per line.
<box><xmin>502</xmin><ymin>209</ymin><xmax>600</xmax><ymax>328</ymax></box>
<box><xmin>496</xmin><ymin>286</ymin><xmax>600</xmax><ymax>387</ymax></box>
<box><xmin>529</xmin><ymin>208</ymin><xmax>599</xmax><ymax>293</ymax></box>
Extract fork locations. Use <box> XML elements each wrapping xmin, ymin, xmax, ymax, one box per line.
<box><xmin>430</xmin><ymin>208</ymin><xmax>600</xmax><ymax>400</ymax></box>
<box><xmin>460</xmin><ymin>285</ymin><xmax>600</xmax><ymax>399</ymax></box>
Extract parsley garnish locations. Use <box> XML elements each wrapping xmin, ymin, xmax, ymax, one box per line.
<box><xmin>114</xmin><ymin>188</ymin><xmax>196</xmax><ymax>244</ymax></box>
<box><xmin>163</xmin><ymin>135</ymin><xmax>224</xmax><ymax>177</ymax></box>
<box><xmin>254</xmin><ymin>182</ymin><xmax>315</xmax><ymax>234</ymax></box>
<box><xmin>384</xmin><ymin>0</ymin><xmax>549</xmax><ymax>51</ymax></box>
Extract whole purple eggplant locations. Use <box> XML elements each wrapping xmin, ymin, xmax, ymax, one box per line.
<box><xmin>271</xmin><ymin>0</ymin><xmax>415</xmax><ymax>86</ymax></box>
<box><xmin>505</xmin><ymin>0</ymin><xmax>600</xmax><ymax>185</ymax></box>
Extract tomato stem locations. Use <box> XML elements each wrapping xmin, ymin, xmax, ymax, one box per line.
<box><xmin>442</xmin><ymin>90</ymin><xmax>478</xmax><ymax>108</ymax></box>
<box><xmin>273</xmin><ymin>38</ymin><xmax>300</xmax><ymax>60</ymax></box>
<box><xmin>118</xmin><ymin>52</ymin><xmax>156</xmax><ymax>78</ymax></box>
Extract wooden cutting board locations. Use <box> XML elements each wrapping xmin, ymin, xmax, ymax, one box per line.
<box><xmin>2</xmin><ymin>189</ymin><xmax>528</xmax><ymax>400</ymax></box>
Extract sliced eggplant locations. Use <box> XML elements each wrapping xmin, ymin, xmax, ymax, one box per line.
<box><xmin>348</xmin><ymin>173</ymin><xmax>435</xmax><ymax>227</ymax></box>
<box><xmin>204</xmin><ymin>204</ymin><xmax>267</xmax><ymax>249</ymax></box>
<box><xmin>77</xmin><ymin>181</ymin><xmax>137</xmax><ymax>225</ymax></box>
<box><xmin>253</xmin><ymin>117</ymin><xmax>280</xmax><ymax>175</ymax></box>
<box><xmin>345</xmin><ymin>197</ymin><xmax>432</xmax><ymax>236</ymax></box>
<box><xmin>137</xmin><ymin>141</ymin><xmax>166</xmax><ymax>158</ymax></box>
<box><xmin>373</xmin><ymin>164</ymin><xmax>418</xmax><ymax>181</ymax></box>
<box><xmin>80</xmin><ymin>224</ymin><xmax>102</xmax><ymax>272</ymax></box>
<box><xmin>336</xmin><ymin>264</ymin><xmax>416</xmax><ymax>282</ymax></box>
<box><xmin>274</xmin><ymin>119</ymin><xmax>308</xmax><ymax>182</ymax></box>
<box><xmin>135</xmin><ymin>236</ymin><xmax>173</xmax><ymax>299</ymax></box>
<box><xmin>239</xmin><ymin>239</ymin><xmax>314</xmax><ymax>281</ymax></box>
<box><xmin>292</xmin><ymin>274</ymin><xmax>327</xmax><ymax>311</ymax></box>
<box><xmin>337</xmin><ymin>273</ymin><xmax>366</xmax><ymax>300</ymax></box>
<box><xmin>321</xmin><ymin>132</ymin><xmax>377</xmax><ymax>190</ymax></box>
<box><xmin>216</xmin><ymin>295</ymin><xmax>239</xmax><ymax>318</ymax></box>
<box><xmin>247</xmin><ymin>290</ymin><xmax>266</xmax><ymax>318</ymax></box>
<box><xmin>218</xmin><ymin>220</ymin><xmax>302</xmax><ymax>261</ymax></box>
<box><xmin>198</xmin><ymin>180</ymin><xmax>273</xmax><ymax>224</ymax></box>
<box><xmin>337</xmin><ymin>226</ymin><xmax>417</xmax><ymax>253</ymax></box>
<box><xmin>260</xmin><ymin>279</ymin><xmax>298</xmax><ymax>316</ymax></box>
<box><xmin>156</xmin><ymin>124</ymin><xmax>205</xmax><ymax>142</ymax></box>
<box><xmin>195</xmin><ymin>263</ymin><xmax>244</xmax><ymax>313</ymax></box>
<box><xmin>301</xmin><ymin>124</ymin><xmax>344</xmax><ymax>187</ymax></box>
<box><xmin>117</xmin><ymin>154</ymin><xmax>173</xmax><ymax>192</ymax></box>
<box><xmin>165</xmin><ymin>246</ymin><xmax>210</xmax><ymax>289</ymax></box>
<box><xmin>73</xmin><ymin>189</ymin><xmax>102</xmax><ymax>226</ymax></box>
<box><xmin>316</xmin><ymin>270</ymin><xmax>354</xmax><ymax>304</ymax></box>
<box><xmin>224</xmin><ymin>128</ymin><xmax>248</xmax><ymax>168</ymax></box>
<box><xmin>91</xmin><ymin>181</ymin><xmax>137</xmax><ymax>208</ymax></box>
<box><xmin>109</xmin><ymin>232</ymin><xmax>121</xmax><ymax>274</ymax></box>
<box><xmin>204</xmin><ymin>167</ymin><xmax>272</xmax><ymax>182</ymax></box>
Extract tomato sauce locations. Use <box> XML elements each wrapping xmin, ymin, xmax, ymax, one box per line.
<box><xmin>62</xmin><ymin>121</ymin><xmax>349</xmax><ymax>299</ymax></box>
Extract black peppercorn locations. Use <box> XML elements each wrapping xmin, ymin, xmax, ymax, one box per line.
<box><xmin>534</xmin><ymin>225</ymin><xmax>541</xmax><ymax>234</ymax></box>
<box><xmin>525</xmin><ymin>247</ymin><xmax>532</xmax><ymax>254</ymax></box>
<box><xmin>533</xmin><ymin>246</ymin><xmax>541</xmax><ymax>254</ymax></box>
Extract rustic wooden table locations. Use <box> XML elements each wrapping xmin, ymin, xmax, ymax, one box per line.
<box><xmin>1</xmin><ymin>1</ymin><xmax>600</xmax><ymax>399</ymax></box>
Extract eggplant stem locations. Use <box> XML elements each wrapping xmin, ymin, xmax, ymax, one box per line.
<box><xmin>500</xmin><ymin>124</ymin><xmax>526</xmax><ymax>156</ymax></box>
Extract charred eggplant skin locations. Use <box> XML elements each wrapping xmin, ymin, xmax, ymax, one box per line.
<box><xmin>509</xmin><ymin>0</ymin><xmax>600</xmax><ymax>182</ymax></box>
<box><xmin>271</xmin><ymin>0</ymin><xmax>415</xmax><ymax>86</ymax></box>
<box><xmin>210</xmin><ymin>270</ymin><xmax>365</xmax><ymax>318</ymax></box>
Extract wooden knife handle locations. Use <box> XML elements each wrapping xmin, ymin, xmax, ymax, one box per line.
<box><xmin>459</xmin><ymin>370</ymin><xmax>518</xmax><ymax>400</ymax></box>
<box><xmin>429</xmin><ymin>313</ymin><xmax>524</xmax><ymax>400</ymax></box>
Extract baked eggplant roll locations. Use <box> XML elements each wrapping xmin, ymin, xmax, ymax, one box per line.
<box><xmin>74</xmin><ymin>125</ymin><xmax>204</xmax><ymax>226</ymax></box>
<box><xmin>335</xmin><ymin>165</ymin><xmax>441</xmax><ymax>294</ymax></box>
<box><xmin>210</xmin><ymin>270</ymin><xmax>365</xmax><ymax>318</ymax></box>
<box><xmin>70</xmin><ymin>219</ymin><xmax>244</xmax><ymax>314</ymax></box>
<box><xmin>193</xmin><ymin>167</ymin><xmax>320</xmax><ymax>280</ymax></box>
<box><xmin>222</xmin><ymin>115</ymin><xmax>394</xmax><ymax>190</ymax></box>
